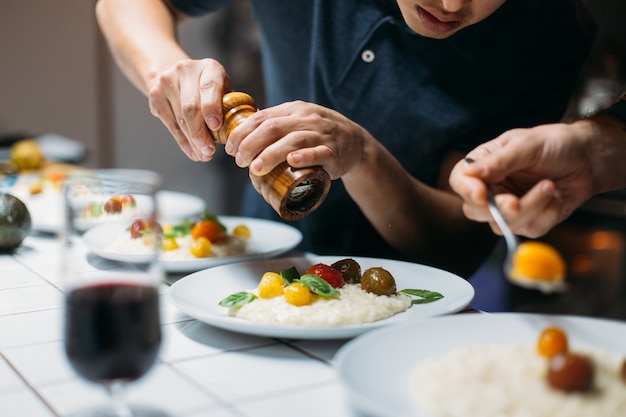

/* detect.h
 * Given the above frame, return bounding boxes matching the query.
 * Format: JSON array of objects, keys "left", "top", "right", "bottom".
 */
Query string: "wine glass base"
[{"left": 66, "top": 404, "right": 171, "bottom": 417}]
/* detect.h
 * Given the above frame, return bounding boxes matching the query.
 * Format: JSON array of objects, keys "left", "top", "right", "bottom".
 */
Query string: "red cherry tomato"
[
  {"left": 130, "top": 218, "right": 161, "bottom": 240},
  {"left": 120, "top": 194, "right": 136, "bottom": 208},
  {"left": 305, "top": 263, "right": 345, "bottom": 288},
  {"left": 130, "top": 219, "right": 147, "bottom": 239},
  {"left": 103, "top": 196, "right": 122, "bottom": 213}
]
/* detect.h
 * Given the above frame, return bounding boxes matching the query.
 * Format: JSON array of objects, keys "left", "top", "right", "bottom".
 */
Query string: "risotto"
[
  {"left": 105, "top": 231, "right": 249, "bottom": 260},
  {"left": 230, "top": 284, "right": 412, "bottom": 326},
  {"left": 411, "top": 344, "right": 626, "bottom": 417}
]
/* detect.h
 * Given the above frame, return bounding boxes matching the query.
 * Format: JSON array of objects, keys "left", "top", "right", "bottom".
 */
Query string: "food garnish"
[
  {"left": 331, "top": 258, "right": 361, "bottom": 284},
  {"left": 305, "top": 263, "right": 345, "bottom": 288},
  {"left": 537, "top": 326, "right": 569, "bottom": 358},
  {"left": 153, "top": 210, "right": 248, "bottom": 258},
  {"left": 536, "top": 326, "right": 595, "bottom": 393},
  {"left": 218, "top": 258, "right": 444, "bottom": 308},
  {"left": 547, "top": 352, "right": 595, "bottom": 393},
  {"left": 400, "top": 289, "right": 444, "bottom": 304}
]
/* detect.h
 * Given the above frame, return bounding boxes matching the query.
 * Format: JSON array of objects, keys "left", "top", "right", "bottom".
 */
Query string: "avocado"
[{"left": 0, "top": 193, "right": 32, "bottom": 251}]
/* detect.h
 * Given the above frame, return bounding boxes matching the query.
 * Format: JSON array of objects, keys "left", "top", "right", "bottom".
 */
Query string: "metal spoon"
[
  {"left": 487, "top": 189, "right": 519, "bottom": 277},
  {"left": 486, "top": 189, "right": 566, "bottom": 293}
]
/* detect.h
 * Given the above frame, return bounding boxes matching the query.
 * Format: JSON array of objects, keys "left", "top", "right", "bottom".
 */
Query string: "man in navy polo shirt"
[{"left": 96, "top": 0, "right": 595, "bottom": 277}]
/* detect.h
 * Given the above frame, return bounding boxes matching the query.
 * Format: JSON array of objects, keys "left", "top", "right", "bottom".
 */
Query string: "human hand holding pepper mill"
[{"left": 209, "top": 92, "right": 331, "bottom": 221}]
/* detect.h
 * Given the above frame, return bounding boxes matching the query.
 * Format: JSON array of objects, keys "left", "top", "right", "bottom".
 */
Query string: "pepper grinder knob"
[{"left": 210, "top": 92, "right": 331, "bottom": 221}]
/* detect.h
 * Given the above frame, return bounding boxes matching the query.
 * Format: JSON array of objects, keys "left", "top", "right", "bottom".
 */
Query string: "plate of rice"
[{"left": 335, "top": 313, "right": 626, "bottom": 417}]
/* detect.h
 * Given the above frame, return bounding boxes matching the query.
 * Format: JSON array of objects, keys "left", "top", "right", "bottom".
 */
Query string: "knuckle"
[
  {"left": 175, "top": 59, "right": 194, "bottom": 72},
  {"left": 181, "top": 101, "right": 200, "bottom": 118},
  {"left": 250, "top": 110, "right": 267, "bottom": 125},
  {"left": 260, "top": 117, "right": 280, "bottom": 134},
  {"left": 198, "top": 78, "right": 218, "bottom": 92},
  {"left": 304, "top": 112, "right": 324, "bottom": 125}
]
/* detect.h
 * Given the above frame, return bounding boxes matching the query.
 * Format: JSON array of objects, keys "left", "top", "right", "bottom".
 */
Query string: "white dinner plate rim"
[
  {"left": 83, "top": 216, "right": 303, "bottom": 273},
  {"left": 167, "top": 255, "right": 475, "bottom": 339},
  {"left": 334, "top": 312, "right": 626, "bottom": 417}
]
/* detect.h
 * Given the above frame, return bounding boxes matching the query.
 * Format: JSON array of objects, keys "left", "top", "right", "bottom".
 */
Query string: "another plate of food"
[
  {"left": 23, "top": 188, "right": 204, "bottom": 233},
  {"left": 335, "top": 313, "right": 626, "bottom": 417},
  {"left": 167, "top": 255, "right": 475, "bottom": 339},
  {"left": 82, "top": 213, "right": 303, "bottom": 273},
  {"left": 1, "top": 169, "right": 207, "bottom": 232}
]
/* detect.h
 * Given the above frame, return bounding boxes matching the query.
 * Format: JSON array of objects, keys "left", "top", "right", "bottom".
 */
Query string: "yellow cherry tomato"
[
  {"left": 258, "top": 272, "right": 285, "bottom": 299},
  {"left": 537, "top": 326, "right": 569, "bottom": 358},
  {"left": 142, "top": 231, "right": 157, "bottom": 247},
  {"left": 284, "top": 282, "right": 312, "bottom": 306},
  {"left": 190, "top": 237, "right": 212, "bottom": 258},
  {"left": 512, "top": 241, "right": 566, "bottom": 282},
  {"left": 233, "top": 224, "right": 251, "bottom": 239},
  {"left": 161, "top": 223, "right": 174, "bottom": 234},
  {"left": 161, "top": 236, "right": 179, "bottom": 251}
]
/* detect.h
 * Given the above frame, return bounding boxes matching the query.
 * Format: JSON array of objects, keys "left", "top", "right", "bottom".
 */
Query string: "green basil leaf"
[
  {"left": 89, "top": 203, "right": 103, "bottom": 217},
  {"left": 298, "top": 274, "right": 341, "bottom": 297},
  {"left": 400, "top": 289, "right": 444, "bottom": 304},
  {"left": 280, "top": 266, "right": 300, "bottom": 284},
  {"left": 218, "top": 291, "right": 257, "bottom": 308},
  {"left": 171, "top": 221, "right": 193, "bottom": 237}
]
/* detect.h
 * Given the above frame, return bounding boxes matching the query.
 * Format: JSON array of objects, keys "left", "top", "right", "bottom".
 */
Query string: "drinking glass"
[{"left": 60, "top": 169, "right": 167, "bottom": 417}]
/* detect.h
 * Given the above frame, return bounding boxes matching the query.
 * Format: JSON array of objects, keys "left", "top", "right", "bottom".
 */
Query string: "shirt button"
[{"left": 361, "top": 49, "right": 375, "bottom": 63}]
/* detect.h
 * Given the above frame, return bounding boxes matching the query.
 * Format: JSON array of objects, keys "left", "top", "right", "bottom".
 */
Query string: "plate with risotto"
[
  {"left": 82, "top": 215, "right": 303, "bottom": 273},
  {"left": 335, "top": 313, "right": 626, "bottom": 417},
  {"left": 167, "top": 255, "right": 475, "bottom": 339}
]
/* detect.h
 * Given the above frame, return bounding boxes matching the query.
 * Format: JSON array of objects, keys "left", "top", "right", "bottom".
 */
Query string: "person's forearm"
[
  {"left": 342, "top": 139, "right": 495, "bottom": 276},
  {"left": 579, "top": 115, "right": 626, "bottom": 195},
  {"left": 95, "top": 0, "right": 189, "bottom": 95}
]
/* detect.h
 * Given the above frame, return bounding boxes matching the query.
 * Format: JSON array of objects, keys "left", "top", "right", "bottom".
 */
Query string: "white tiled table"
[{"left": 0, "top": 234, "right": 360, "bottom": 417}]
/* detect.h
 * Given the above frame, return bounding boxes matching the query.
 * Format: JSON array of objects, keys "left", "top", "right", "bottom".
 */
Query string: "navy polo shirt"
[{"left": 170, "top": 0, "right": 596, "bottom": 261}]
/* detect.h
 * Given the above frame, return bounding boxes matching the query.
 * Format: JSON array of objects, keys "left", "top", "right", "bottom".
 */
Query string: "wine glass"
[{"left": 60, "top": 169, "right": 167, "bottom": 417}]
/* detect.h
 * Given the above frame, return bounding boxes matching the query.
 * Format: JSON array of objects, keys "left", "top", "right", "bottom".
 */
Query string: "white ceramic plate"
[
  {"left": 167, "top": 255, "right": 475, "bottom": 339},
  {"left": 335, "top": 313, "right": 626, "bottom": 417},
  {"left": 83, "top": 216, "right": 303, "bottom": 273},
  {"left": 21, "top": 190, "right": 205, "bottom": 233}
]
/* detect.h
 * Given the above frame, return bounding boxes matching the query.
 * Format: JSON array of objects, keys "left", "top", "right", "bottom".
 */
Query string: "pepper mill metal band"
[{"left": 210, "top": 92, "right": 331, "bottom": 221}]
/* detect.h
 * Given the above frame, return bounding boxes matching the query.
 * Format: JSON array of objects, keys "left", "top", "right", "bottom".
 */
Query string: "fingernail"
[
  {"left": 200, "top": 146, "right": 213, "bottom": 157},
  {"left": 464, "top": 157, "right": 475, "bottom": 164},
  {"left": 235, "top": 153, "right": 244, "bottom": 166},
  {"left": 250, "top": 159, "right": 263, "bottom": 173},
  {"left": 207, "top": 117, "right": 220, "bottom": 130},
  {"left": 289, "top": 152, "right": 303, "bottom": 164},
  {"left": 224, "top": 143, "right": 233, "bottom": 154}
]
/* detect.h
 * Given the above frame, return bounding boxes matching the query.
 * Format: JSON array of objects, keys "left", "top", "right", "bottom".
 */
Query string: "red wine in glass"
[{"left": 64, "top": 282, "right": 161, "bottom": 384}]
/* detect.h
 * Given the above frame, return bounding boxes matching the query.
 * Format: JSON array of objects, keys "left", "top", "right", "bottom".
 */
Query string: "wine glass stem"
[{"left": 107, "top": 381, "right": 134, "bottom": 417}]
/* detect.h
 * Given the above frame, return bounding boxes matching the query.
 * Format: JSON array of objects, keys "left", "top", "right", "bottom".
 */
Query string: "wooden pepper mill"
[{"left": 210, "top": 92, "right": 331, "bottom": 221}]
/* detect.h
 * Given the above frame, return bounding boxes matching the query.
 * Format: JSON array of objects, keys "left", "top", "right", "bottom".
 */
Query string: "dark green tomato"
[
  {"left": 331, "top": 258, "right": 362, "bottom": 284},
  {"left": 361, "top": 267, "right": 396, "bottom": 296}
]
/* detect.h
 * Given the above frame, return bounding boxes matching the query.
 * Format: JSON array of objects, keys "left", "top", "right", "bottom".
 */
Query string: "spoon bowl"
[{"left": 486, "top": 190, "right": 566, "bottom": 293}]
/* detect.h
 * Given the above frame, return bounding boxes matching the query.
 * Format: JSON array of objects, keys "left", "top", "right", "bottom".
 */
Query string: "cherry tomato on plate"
[
  {"left": 305, "top": 263, "right": 345, "bottom": 288},
  {"left": 191, "top": 220, "right": 225, "bottom": 242}
]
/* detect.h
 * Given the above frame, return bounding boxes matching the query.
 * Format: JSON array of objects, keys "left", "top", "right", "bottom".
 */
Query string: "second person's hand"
[
  {"left": 449, "top": 122, "right": 596, "bottom": 238},
  {"left": 222, "top": 100, "right": 371, "bottom": 180}
]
